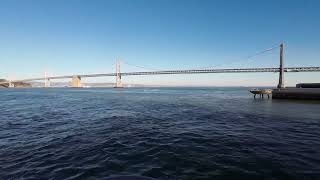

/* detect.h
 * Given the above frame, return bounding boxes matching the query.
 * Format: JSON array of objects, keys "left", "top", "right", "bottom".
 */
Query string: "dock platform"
[
  {"left": 250, "top": 89, "right": 272, "bottom": 98},
  {"left": 272, "top": 88, "right": 320, "bottom": 100}
]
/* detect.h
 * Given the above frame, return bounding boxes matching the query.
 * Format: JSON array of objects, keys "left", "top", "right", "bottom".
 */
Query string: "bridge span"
[
  {"left": 15, "top": 66, "right": 320, "bottom": 81},
  {"left": 2, "top": 43, "right": 320, "bottom": 88},
  {"left": 2, "top": 66, "right": 319, "bottom": 88}
]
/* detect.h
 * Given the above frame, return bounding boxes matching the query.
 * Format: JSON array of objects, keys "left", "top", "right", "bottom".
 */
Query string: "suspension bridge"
[{"left": 1, "top": 43, "right": 320, "bottom": 88}]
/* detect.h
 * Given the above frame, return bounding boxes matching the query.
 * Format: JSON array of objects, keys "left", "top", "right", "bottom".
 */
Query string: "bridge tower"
[
  {"left": 44, "top": 71, "right": 50, "bottom": 88},
  {"left": 277, "top": 43, "right": 285, "bottom": 89},
  {"left": 114, "top": 60, "right": 123, "bottom": 88},
  {"left": 72, "top": 75, "right": 82, "bottom": 88}
]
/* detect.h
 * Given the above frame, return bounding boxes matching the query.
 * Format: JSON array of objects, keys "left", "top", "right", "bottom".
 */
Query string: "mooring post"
[{"left": 277, "top": 43, "right": 285, "bottom": 89}]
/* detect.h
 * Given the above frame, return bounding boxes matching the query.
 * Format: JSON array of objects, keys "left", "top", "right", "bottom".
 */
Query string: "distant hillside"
[
  {"left": 30, "top": 82, "right": 115, "bottom": 87},
  {"left": 29, "top": 82, "right": 146, "bottom": 87},
  {"left": 0, "top": 79, "right": 31, "bottom": 88},
  {"left": 14, "top": 82, "right": 32, "bottom": 88}
]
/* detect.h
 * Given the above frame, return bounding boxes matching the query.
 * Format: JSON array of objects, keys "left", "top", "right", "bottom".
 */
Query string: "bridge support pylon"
[
  {"left": 44, "top": 71, "right": 50, "bottom": 88},
  {"left": 114, "top": 60, "right": 123, "bottom": 88},
  {"left": 277, "top": 43, "right": 285, "bottom": 89},
  {"left": 72, "top": 75, "right": 82, "bottom": 88},
  {"left": 44, "top": 78, "right": 50, "bottom": 88}
]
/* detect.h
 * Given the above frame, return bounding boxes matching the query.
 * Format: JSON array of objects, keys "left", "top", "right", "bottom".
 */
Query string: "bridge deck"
[{"left": 5, "top": 66, "right": 320, "bottom": 82}]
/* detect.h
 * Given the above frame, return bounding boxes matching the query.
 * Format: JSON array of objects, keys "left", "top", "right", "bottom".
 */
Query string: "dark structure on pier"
[{"left": 272, "top": 88, "right": 320, "bottom": 100}]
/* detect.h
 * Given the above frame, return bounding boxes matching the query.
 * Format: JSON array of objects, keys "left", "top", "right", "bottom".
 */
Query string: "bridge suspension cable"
[
  {"left": 122, "top": 61, "right": 162, "bottom": 71},
  {"left": 244, "top": 45, "right": 279, "bottom": 60},
  {"left": 112, "top": 44, "right": 280, "bottom": 73},
  {"left": 197, "top": 44, "right": 280, "bottom": 70}
]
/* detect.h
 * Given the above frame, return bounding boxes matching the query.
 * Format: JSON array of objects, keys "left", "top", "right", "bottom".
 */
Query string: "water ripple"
[{"left": 0, "top": 88, "right": 320, "bottom": 179}]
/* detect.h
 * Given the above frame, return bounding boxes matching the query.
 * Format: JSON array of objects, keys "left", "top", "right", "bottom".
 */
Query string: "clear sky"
[{"left": 1, "top": 0, "right": 319, "bottom": 86}]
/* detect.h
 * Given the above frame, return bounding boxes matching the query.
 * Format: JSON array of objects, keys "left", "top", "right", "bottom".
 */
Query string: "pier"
[
  {"left": 272, "top": 88, "right": 320, "bottom": 100},
  {"left": 250, "top": 89, "right": 272, "bottom": 99}
]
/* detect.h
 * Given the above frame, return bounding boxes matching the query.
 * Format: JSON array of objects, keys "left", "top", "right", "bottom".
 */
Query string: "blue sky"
[{"left": 1, "top": 0, "right": 319, "bottom": 86}]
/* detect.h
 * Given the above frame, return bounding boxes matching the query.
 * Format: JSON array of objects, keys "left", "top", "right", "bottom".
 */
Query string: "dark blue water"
[{"left": 1, "top": 87, "right": 320, "bottom": 179}]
